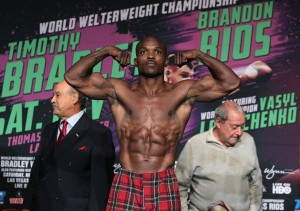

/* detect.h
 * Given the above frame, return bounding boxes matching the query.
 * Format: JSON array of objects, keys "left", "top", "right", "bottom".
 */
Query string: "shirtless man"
[{"left": 64, "top": 36, "right": 241, "bottom": 210}]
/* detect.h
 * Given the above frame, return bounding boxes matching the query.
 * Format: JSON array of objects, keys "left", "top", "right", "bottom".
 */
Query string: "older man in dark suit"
[{"left": 22, "top": 80, "right": 115, "bottom": 211}]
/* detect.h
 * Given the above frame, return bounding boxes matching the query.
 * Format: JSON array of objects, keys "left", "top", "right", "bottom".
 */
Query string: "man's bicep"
[
  {"left": 189, "top": 77, "right": 226, "bottom": 102},
  {"left": 79, "top": 74, "right": 116, "bottom": 99}
]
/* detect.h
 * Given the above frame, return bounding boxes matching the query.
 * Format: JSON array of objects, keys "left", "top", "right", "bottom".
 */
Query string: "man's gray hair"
[
  {"left": 68, "top": 86, "right": 87, "bottom": 110},
  {"left": 215, "top": 101, "right": 244, "bottom": 122}
]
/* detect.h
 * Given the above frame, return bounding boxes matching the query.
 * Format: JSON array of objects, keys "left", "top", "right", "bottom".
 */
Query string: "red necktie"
[{"left": 57, "top": 120, "right": 67, "bottom": 144}]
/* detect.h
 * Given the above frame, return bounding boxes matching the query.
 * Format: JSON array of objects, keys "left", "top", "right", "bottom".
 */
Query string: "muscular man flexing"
[{"left": 64, "top": 36, "right": 240, "bottom": 210}]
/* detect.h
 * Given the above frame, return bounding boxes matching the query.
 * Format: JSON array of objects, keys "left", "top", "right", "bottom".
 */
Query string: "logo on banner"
[
  {"left": 272, "top": 183, "right": 292, "bottom": 194},
  {"left": 9, "top": 190, "right": 24, "bottom": 204},
  {"left": 263, "top": 185, "right": 267, "bottom": 192},
  {"left": 262, "top": 199, "right": 284, "bottom": 211},
  {"left": 0, "top": 191, "right": 7, "bottom": 204},
  {"left": 295, "top": 199, "right": 300, "bottom": 211},
  {"left": 264, "top": 165, "right": 293, "bottom": 180},
  {"left": 9, "top": 197, "right": 23, "bottom": 204}
]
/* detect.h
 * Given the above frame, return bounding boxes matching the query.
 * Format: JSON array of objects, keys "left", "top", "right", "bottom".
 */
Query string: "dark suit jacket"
[{"left": 23, "top": 113, "right": 115, "bottom": 211}]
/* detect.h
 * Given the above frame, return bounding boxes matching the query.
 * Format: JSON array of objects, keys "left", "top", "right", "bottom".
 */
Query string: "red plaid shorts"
[{"left": 106, "top": 168, "right": 181, "bottom": 211}]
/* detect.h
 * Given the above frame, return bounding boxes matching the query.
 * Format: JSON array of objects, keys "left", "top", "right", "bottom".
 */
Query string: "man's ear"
[
  {"left": 72, "top": 92, "right": 79, "bottom": 104},
  {"left": 215, "top": 117, "right": 222, "bottom": 128},
  {"left": 134, "top": 58, "right": 137, "bottom": 65}
]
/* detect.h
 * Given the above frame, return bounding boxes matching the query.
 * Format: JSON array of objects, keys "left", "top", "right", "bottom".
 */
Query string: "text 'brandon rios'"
[{"left": 197, "top": 1, "right": 273, "bottom": 62}]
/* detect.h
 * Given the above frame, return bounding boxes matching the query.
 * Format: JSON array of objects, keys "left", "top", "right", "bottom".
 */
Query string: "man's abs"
[
  {"left": 119, "top": 148, "right": 177, "bottom": 173},
  {"left": 118, "top": 124, "right": 181, "bottom": 172}
]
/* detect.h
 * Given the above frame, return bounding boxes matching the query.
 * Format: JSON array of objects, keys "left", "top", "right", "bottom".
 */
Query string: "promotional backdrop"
[{"left": 1, "top": 0, "right": 299, "bottom": 210}]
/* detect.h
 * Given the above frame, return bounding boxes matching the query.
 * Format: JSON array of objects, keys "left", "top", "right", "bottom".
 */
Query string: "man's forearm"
[
  {"left": 249, "top": 178, "right": 263, "bottom": 211},
  {"left": 179, "top": 189, "right": 189, "bottom": 211},
  {"left": 64, "top": 47, "right": 111, "bottom": 85}
]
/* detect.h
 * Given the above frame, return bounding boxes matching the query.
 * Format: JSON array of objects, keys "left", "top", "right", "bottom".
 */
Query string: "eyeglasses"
[{"left": 208, "top": 200, "right": 231, "bottom": 211}]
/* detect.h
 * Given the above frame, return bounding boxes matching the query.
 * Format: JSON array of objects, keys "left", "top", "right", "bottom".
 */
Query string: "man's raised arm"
[
  {"left": 64, "top": 46, "right": 130, "bottom": 99},
  {"left": 174, "top": 50, "right": 241, "bottom": 102}
]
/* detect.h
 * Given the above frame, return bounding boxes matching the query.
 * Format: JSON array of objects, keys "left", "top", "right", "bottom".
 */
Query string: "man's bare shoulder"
[
  {"left": 108, "top": 78, "right": 141, "bottom": 97},
  {"left": 170, "top": 79, "right": 197, "bottom": 90},
  {"left": 108, "top": 78, "right": 131, "bottom": 88}
]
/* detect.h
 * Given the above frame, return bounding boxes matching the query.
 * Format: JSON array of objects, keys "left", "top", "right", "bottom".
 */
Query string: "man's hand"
[
  {"left": 173, "top": 50, "right": 197, "bottom": 67},
  {"left": 108, "top": 46, "right": 130, "bottom": 67}
]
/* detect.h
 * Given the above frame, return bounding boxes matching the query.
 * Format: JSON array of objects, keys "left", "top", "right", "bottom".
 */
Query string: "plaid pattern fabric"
[{"left": 106, "top": 168, "right": 181, "bottom": 211}]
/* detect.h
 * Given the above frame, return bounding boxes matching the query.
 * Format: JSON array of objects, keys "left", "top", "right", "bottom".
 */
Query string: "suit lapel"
[{"left": 53, "top": 114, "right": 91, "bottom": 159}]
